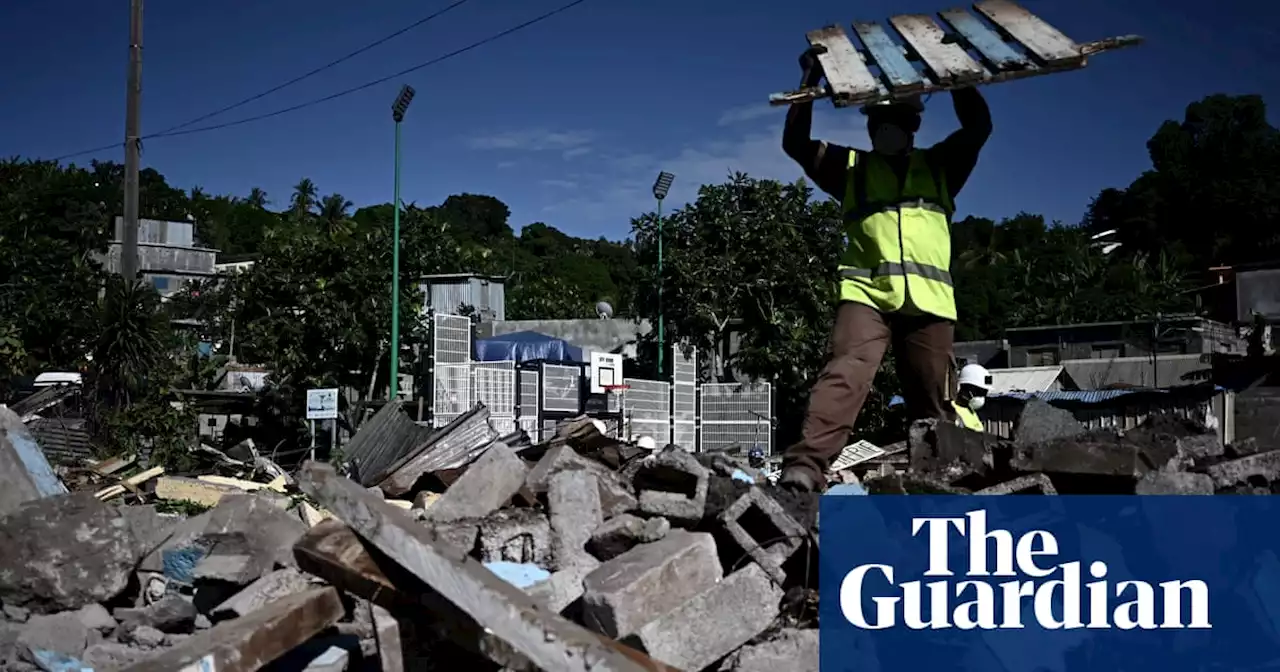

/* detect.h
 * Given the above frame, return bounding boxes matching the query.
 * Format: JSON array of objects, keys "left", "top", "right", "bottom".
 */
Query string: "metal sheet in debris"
[
  {"left": 829, "top": 439, "right": 888, "bottom": 472},
  {"left": 343, "top": 402, "right": 437, "bottom": 486},
  {"left": 807, "top": 25, "right": 883, "bottom": 106},
  {"left": 889, "top": 14, "right": 985, "bottom": 84},
  {"left": 974, "top": 0, "right": 1081, "bottom": 65},
  {"left": 938, "top": 8, "right": 1030, "bottom": 71}
]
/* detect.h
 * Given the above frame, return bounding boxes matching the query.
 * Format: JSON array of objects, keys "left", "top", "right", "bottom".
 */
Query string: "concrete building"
[
  {"left": 1004, "top": 315, "right": 1244, "bottom": 368},
  {"left": 102, "top": 217, "right": 218, "bottom": 296}
]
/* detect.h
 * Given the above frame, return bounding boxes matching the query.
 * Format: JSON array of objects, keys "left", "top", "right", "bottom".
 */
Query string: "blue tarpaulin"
[{"left": 474, "top": 331, "right": 585, "bottom": 363}]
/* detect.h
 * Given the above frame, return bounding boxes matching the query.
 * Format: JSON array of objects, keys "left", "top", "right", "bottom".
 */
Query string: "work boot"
[{"left": 778, "top": 467, "right": 817, "bottom": 493}]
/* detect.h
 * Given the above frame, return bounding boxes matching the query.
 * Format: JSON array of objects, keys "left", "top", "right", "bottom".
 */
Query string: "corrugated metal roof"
[
  {"left": 988, "top": 366, "right": 1068, "bottom": 394},
  {"left": 1060, "top": 354, "right": 1210, "bottom": 389},
  {"left": 993, "top": 385, "right": 1226, "bottom": 403}
]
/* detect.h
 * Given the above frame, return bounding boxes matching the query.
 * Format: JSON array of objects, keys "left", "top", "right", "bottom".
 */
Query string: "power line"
[
  {"left": 49, "top": 0, "right": 589, "bottom": 163},
  {"left": 155, "top": 0, "right": 475, "bottom": 135}
]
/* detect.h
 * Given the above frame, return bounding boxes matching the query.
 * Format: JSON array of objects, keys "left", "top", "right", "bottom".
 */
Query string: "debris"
[
  {"left": 426, "top": 442, "right": 527, "bottom": 523},
  {"left": 1206, "top": 451, "right": 1280, "bottom": 489},
  {"left": 477, "top": 508, "right": 552, "bottom": 565},
  {"left": 0, "top": 406, "right": 67, "bottom": 516},
  {"left": 548, "top": 469, "right": 604, "bottom": 569},
  {"left": 94, "top": 466, "right": 165, "bottom": 501},
  {"left": 528, "top": 445, "right": 637, "bottom": 518},
  {"left": 374, "top": 405, "right": 501, "bottom": 496},
  {"left": 17, "top": 612, "right": 90, "bottom": 662},
  {"left": 628, "top": 448, "right": 710, "bottom": 525},
  {"left": 1135, "top": 472, "right": 1216, "bottom": 495},
  {"left": 210, "top": 568, "right": 314, "bottom": 622},
  {"left": 117, "top": 587, "right": 343, "bottom": 672},
  {"left": 581, "top": 530, "right": 722, "bottom": 639},
  {"left": 304, "top": 645, "right": 351, "bottom": 672},
  {"left": 719, "top": 628, "right": 818, "bottom": 672},
  {"left": 975, "top": 473, "right": 1057, "bottom": 495},
  {"left": 0, "top": 493, "right": 144, "bottom": 613},
  {"left": 719, "top": 487, "right": 806, "bottom": 584},
  {"left": 588, "top": 514, "right": 670, "bottom": 561},
  {"left": 1011, "top": 399, "right": 1088, "bottom": 447},
  {"left": 627, "top": 563, "right": 784, "bottom": 671},
  {"left": 114, "top": 595, "right": 197, "bottom": 634}
]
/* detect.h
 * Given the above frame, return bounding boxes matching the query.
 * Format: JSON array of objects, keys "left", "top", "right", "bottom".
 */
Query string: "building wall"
[
  {"left": 1235, "top": 387, "right": 1280, "bottom": 452},
  {"left": 1007, "top": 318, "right": 1246, "bottom": 368},
  {"left": 980, "top": 390, "right": 1233, "bottom": 444},
  {"left": 421, "top": 276, "right": 506, "bottom": 321},
  {"left": 102, "top": 217, "right": 219, "bottom": 297}
]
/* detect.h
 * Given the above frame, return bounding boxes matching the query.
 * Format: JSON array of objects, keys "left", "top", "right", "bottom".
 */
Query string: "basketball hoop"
[{"left": 602, "top": 384, "right": 630, "bottom": 395}]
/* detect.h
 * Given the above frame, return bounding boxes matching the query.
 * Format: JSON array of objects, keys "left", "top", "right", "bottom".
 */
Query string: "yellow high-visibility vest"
[
  {"left": 953, "top": 401, "right": 984, "bottom": 432},
  {"left": 839, "top": 150, "right": 956, "bottom": 321}
]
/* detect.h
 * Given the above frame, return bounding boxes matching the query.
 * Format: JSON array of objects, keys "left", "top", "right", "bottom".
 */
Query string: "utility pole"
[
  {"left": 121, "top": 0, "right": 143, "bottom": 283},
  {"left": 389, "top": 85, "right": 415, "bottom": 401}
]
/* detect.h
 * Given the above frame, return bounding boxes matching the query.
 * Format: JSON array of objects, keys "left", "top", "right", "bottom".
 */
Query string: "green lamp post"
[
  {"left": 652, "top": 171, "right": 675, "bottom": 376},
  {"left": 389, "top": 84, "right": 415, "bottom": 401}
]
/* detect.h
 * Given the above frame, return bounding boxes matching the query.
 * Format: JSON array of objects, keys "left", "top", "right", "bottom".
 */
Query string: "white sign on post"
[
  {"left": 306, "top": 388, "right": 339, "bottom": 420},
  {"left": 588, "top": 351, "right": 623, "bottom": 394}
]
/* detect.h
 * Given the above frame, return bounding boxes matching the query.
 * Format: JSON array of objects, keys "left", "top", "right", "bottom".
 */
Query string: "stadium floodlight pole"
[
  {"left": 389, "top": 84, "right": 415, "bottom": 402},
  {"left": 652, "top": 171, "right": 675, "bottom": 376}
]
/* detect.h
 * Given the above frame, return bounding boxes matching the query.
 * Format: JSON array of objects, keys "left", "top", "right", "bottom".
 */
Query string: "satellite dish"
[{"left": 596, "top": 301, "right": 614, "bottom": 319}]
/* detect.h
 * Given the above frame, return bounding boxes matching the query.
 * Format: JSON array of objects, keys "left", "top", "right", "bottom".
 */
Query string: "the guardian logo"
[{"left": 840, "top": 509, "right": 1212, "bottom": 631}]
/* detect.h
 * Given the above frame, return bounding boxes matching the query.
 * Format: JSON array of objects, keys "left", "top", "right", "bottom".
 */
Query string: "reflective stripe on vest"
[
  {"left": 953, "top": 402, "right": 984, "bottom": 431},
  {"left": 838, "top": 149, "right": 957, "bottom": 321}
]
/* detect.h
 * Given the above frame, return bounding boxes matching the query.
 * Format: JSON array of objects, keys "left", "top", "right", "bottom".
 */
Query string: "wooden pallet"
[{"left": 770, "top": 0, "right": 1142, "bottom": 108}]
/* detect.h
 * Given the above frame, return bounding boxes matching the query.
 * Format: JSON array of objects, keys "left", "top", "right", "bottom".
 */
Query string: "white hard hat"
[
  {"left": 861, "top": 94, "right": 924, "bottom": 116},
  {"left": 958, "top": 364, "right": 993, "bottom": 392},
  {"left": 636, "top": 436, "right": 657, "bottom": 450}
]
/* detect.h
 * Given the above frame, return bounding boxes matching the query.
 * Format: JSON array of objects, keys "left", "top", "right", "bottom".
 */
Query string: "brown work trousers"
[{"left": 784, "top": 301, "right": 956, "bottom": 484}]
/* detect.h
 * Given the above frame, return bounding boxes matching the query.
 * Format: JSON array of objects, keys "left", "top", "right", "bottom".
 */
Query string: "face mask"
[
  {"left": 967, "top": 396, "right": 986, "bottom": 411},
  {"left": 871, "top": 124, "right": 911, "bottom": 155}
]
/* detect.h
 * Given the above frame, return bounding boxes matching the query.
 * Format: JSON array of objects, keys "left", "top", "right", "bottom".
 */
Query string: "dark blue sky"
[{"left": 2, "top": 0, "right": 1277, "bottom": 240}]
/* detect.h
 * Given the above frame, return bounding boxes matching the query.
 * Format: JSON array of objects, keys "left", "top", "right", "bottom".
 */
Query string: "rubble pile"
[
  {"left": 860, "top": 399, "right": 1269, "bottom": 496},
  {"left": 0, "top": 399, "right": 1267, "bottom": 671},
  {"left": 0, "top": 412, "right": 819, "bottom": 672}
]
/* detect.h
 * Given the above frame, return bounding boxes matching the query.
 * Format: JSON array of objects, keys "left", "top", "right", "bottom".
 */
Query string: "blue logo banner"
[{"left": 819, "top": 495, "right": 1280, "bottom": 672}]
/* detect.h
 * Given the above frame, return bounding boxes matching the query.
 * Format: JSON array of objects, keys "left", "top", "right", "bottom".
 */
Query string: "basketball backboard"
[{"left": 588, "top": 351, "right": 623, "bottom": 394}]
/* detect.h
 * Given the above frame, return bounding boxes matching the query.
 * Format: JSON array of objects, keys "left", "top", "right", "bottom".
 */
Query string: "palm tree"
[
  {"left": 246, "top": 187, "right": 269, "bottom": 209},
  {"left": 318, "top": 193, "right": 354, "bottom": 235},
  {"left": 290, "top": 178, "right": 318, "bottom": 221}
]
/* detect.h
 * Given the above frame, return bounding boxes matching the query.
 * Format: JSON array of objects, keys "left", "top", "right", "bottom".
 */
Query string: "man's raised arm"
[
  {"left": 931, "top": 87, "right": 992, "bottom": 199},
  {"left": 782, "top": 51, "right": 851, "bottom": 199}
]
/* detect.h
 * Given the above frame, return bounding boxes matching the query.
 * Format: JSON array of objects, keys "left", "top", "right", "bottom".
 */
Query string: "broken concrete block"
[
  {"left": 82, "top": 642, "right": 149, "bottom": 670},
  {"left": 1012, "top": 399, "right": 1087, "bottom": 447},
  {"left": 3, "top": 605, "right": 29, "bottom": 623},
  {"left": 17, "top": 612, "right": 89, "bottom": 661},
  {"left": 371, "top": 604, "right": 404, "bottom": 672},
  {"left": 0, "top": 406, "right": 67, "bottom": 517},
  {"left": 117, "top": 504, "right": 181, "bottom": 559},
  {"left": 412, "top": 491, "right": 440, "bottom": 510},
  {"left": 548, "top": 469, "right": 603, "bottom": 569},
  {"left": 124, "top": 624, "right": 167, "bottom": 649},
  {"left": 305, "top": 645, "right": 351, "bottom": 671},
  {"left": 526, "top": 560, "right": 599, "bottom": 614},
  {"left": 628, "top": 563, "right": 783, "bottom": 671},
  {"left": 1176, "top": 433, "right": 1225, "bottom": 461},
  {"left": 720, "top": 628, "right": 818, "bottom": 672},
  {"left": 976, "top": 473, "right": 1058, "bottom": 495},
  {"left": 0, "top": 492, "right": 143, "bottom": 613},
  {"left": 1011, "top": 429, "right": 1149, "bottom": 478},
  {"left": 114, "top": 594, "right": 197, "bottom": 634},
  {"left": 139, "top": 493, "right": 307, "bottom": 585},
  {"left": 909, "top": 420, "right": 994, "bottom": 481},
  {"left": 720, "top": 487, "right": 806, "bottom": 584},
  {"left": 477, "top": 508, "right": 551, "bottom": 565},
  {"left": 526, "top": 445, "right": 637, "bottom": 518},
  {"left": 1229, "top": 437, "right": 1262, "bottom": 458},
  {"left": 629, "top": 449, "right": 710, "bottom": 524},
  {"left": 211, "top": 567, "right": 314, "bottom": 622},
  {"left": 424, "top": 520, "right": 480, "bottom": 558},
  {"left": 192, "top": 531, "right": 277, "bottom": 584},
  {"left": 1206, "top": 450, "right": 1280, "bottom": 489},
  {"left": 581, "top": 530, "right": 722, "bottom": 638},
  {"left": 428, "top": 443, "right": 527, "bottom": 523},
  {"left": 74, "top": 604, "right": 115, "bottom": 634},
  {"left": 1135, "top": 472, "right": 1215, "bottom": 495},
  {"left": 587, "top": 514, "right": 669, "bottom": 561}
]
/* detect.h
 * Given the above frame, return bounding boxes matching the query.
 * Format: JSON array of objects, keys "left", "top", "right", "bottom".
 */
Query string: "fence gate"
[
  {"left": 623, "top": 378, "right": 671, "bottom": 446},
  {"left": 699, "top": 382, "right": 773, "bottom": 454},
  {"left": 518, "top": 370, "right": 540, "bottom": 440},
  {"left": 432, "top": 364, "right": 471, "bottom": 427},
  {"left": 541, "top": 364, "right": 581, "bottom": 414},
  {"left": 671, "top": 345, "right": 697, "bottom": 451},
  {"left": 472, "top": 361, "right": 516, "bottom": 435}
]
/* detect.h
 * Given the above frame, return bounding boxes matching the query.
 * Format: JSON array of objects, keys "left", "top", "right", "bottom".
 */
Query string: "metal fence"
[
  {"left": 699, "top": 382, "right": 773, "bottom": 454},
  {"left": 622, "top": 378, "right": 671, "bottom": 446},
  {"left": 518, "top": 370, "right": 540, "bottom": 440},
  {"left": 432, "top": 313, "right": 472, "bottom": 364},
  {"left": 541, "top": 364, "right": 581, "bottom": 413},
  {"left": 472, "top": 360, "right": 517, "bottom": 435},
  {"left": 671, "top": 345, "right": 697, "bottom": 450},
  {"left": 432, "top": 363, "right": 471, "bottom": 427}
]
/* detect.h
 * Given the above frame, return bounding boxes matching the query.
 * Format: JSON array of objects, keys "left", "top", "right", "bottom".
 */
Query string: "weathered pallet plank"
[
  {"left": 938, "top": 7, "right": 1030, "bottom": 71},
  {"left": 974, "top": 0, "right": 1080, "bottom": 65},
  {"left": 806, "top": 25, "right": 884, "bottom": 106},
  {"left": 889, "top": 14, "right": 986, "bottom": 84},
  {"left": 853, "top": 21, "right": 924, "bottom": 91}
]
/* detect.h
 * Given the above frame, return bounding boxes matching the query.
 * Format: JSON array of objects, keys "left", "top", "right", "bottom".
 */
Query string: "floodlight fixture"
[
  {"left": 653, "top": 171, "right": 675, "bottom": 201},
  {"left": 392, "top": 85, "right": 416, "bottom": 123}
]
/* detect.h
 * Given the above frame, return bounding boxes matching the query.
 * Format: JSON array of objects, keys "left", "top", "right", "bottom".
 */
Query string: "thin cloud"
[
  {"left": 717, "top": 102, "right": 783, "bottom": 126},
  {"left": 468, "top": 129, "right": 595, "bottom": 152},
  {"left": 540, "top": 179, "right": 579, "bottom": 189}
]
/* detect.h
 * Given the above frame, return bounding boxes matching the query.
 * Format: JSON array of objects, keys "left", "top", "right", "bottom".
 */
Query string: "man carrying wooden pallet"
[{"left": 778, "top": 49, "right": 992, "bottom": 493}]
